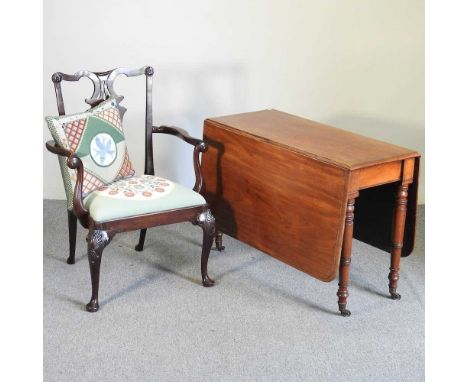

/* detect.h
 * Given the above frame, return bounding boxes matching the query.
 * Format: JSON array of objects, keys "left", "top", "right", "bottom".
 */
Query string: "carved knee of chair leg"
[
  {"left": 86, "top": 229, "right": 113, "bottom": 312},
  {"left": 197, "top": 210, "right": 216, "bottom": 234},
  {"left": 196, "top": 210, "right": 216, "bottom": 287}
]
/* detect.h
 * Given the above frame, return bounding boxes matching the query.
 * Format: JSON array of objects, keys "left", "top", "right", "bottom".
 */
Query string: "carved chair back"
[{"left": 51, "top": 66, "right": 156, "bottom": 175}]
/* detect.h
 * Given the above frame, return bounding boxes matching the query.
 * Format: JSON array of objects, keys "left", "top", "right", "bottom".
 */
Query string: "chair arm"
[
  {"left": 45, "top": 140, "right": 72, "bottom": 157},
  {"left": 152, "top": 125, "right": 206, "bottom": 147},
  {"left": 45, "top": 140, "right": 89, "bottom": 226},
  {"left": 152, "top": 126, "right": 208, "bottom": 193}
]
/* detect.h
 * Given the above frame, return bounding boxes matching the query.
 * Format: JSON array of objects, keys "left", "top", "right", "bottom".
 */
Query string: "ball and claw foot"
[
  {"left": 134, "top": 243, "right": 144, "bottom": 252},
  {"left": 86, "top": 299, "right": 99, "bottom": 313},
  {"left": 202, "top": 276, "right": 215, "bottom": 287},
  {"left": 67, "top": 257, "right": 75, "bottom": 265}
]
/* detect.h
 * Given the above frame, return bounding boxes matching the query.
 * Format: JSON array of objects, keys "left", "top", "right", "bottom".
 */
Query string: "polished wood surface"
[
  {"left": 202, "top": 110, "right": 420, "bottom": 314},
  {"left": 388, "top": 184, "right": 409, "bottom": 300},
  {"left": 353, "top": 157, "right": 419, "bottom": 257},
  {"left": 208, "top": 110, "right": 419, "bottom": 169},
  {"left": 337, "top": 199, "right": 355, "bottom": 317},
  {"left": 202, "top": 121, "right": 349, "bottom": 281}
]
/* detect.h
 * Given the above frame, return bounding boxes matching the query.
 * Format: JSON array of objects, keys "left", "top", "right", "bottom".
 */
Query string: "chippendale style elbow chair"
[{"left": 45, "top": 66, "right": 224, "bottom": 312}]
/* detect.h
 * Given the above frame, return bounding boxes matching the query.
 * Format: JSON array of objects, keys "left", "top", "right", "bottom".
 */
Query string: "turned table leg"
[
  {"left": 388, "top": 184, "right": 409, "bottom": 300},
  {"left": 337, "top": 198, "right": 355, "bottom": 317}
]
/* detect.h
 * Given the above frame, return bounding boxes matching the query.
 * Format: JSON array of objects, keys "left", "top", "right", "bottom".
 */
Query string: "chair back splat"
[{"left": 51, "top": 66, "right": 155, "bottom": 175}]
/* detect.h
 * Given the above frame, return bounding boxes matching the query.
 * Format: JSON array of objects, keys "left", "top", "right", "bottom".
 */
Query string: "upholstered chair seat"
[{"left": 84, "top": 175, "right": 206, "bottom": 222}]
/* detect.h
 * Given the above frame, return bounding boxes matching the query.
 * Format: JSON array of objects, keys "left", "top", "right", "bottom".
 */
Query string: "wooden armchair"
[{"left": 45, "top": 66, "right": 224, "bottom": 312}]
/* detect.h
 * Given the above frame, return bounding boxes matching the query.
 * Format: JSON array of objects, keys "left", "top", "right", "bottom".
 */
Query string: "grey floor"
[{"left": 44, "top": 200, "right": 424, "bottom": 382}]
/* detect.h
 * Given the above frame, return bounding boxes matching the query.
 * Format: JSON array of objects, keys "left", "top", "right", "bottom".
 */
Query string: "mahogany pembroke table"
[{"left": 201, "top": 110, "right": 420, "bottom": 316}]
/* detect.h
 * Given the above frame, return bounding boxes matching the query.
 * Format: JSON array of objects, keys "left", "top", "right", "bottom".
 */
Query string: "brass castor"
[
  {"left": 389, "top": 287, "right": 401, "bottom": 300},
  {"left": 340, "top": 309, "right": 351, "bottom": 317}
]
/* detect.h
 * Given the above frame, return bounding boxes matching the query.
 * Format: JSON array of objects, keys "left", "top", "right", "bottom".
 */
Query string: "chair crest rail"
[{"left": 52, "top": 66, "right": 152, "bottom": 113}]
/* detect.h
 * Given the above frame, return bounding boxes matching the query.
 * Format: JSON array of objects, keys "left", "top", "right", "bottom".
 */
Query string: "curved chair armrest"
[
  {"left": 152, "top": 126, "right": 208, "bottom": 193},
  {"left": 45, "top": 140, "right": 72, "bottom": 157},
  {"left": 152, "top": 125, "right": 205, "bottom": 146},
  {"left": 45, "top": 140, "right": 89, "bottom": 226}
]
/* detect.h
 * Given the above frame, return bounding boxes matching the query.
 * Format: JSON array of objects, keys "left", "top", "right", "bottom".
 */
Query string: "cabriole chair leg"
[
  {"left": 86, "top": 229, "right": 113, "bottom": 312},
  {"left": 196, "top": 210, "right": 216, "bottom": 287}
]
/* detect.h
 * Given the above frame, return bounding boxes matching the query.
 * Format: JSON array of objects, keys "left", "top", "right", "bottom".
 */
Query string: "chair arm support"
[
  {"left": 45, "top": 140, "right": 89, "bottom": 226},
  {"left": 152, "top": 126, "right": 208, "bottom": 193}
]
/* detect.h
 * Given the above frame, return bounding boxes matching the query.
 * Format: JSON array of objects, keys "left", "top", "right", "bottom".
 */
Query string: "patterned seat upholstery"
[{"left": 83, "top": 175, "right": 206, "bottom": 222}]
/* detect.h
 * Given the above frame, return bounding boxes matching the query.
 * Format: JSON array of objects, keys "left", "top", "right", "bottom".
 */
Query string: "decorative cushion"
[
  {"left": 83, "top": 175, "right": 206, "bottom": 222},
  {"left": 45, "top": 98, "right": 135, "bottom": 209}
]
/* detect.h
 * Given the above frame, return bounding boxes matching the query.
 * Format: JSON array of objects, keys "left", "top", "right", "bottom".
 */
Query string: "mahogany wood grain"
[
  {"left": 353, "top": 157, "right": 419, "bottom": 257},
  {"left": 202, "top": 109, "right": 420, "bottom": 315},
  {"left": 92, "top": 206, "right": 205, "bottom": 233},
  {"left": 402, "top": 158, "right": 416, "bottom": 184},
  {"left": 337, "top": 199, "right": 355, "bottom": 316},
  {"left": 388, "top": 184, "right": 409, "bottom": 300},
  {"left": 202, "top": 120, "right": 349, "bottom": 282},
  {"left": 208, "top": 110, "right": 419, "bottom": 170},
  {"left": 349, "top": 161, "right": 402, "bottom": 192}
]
